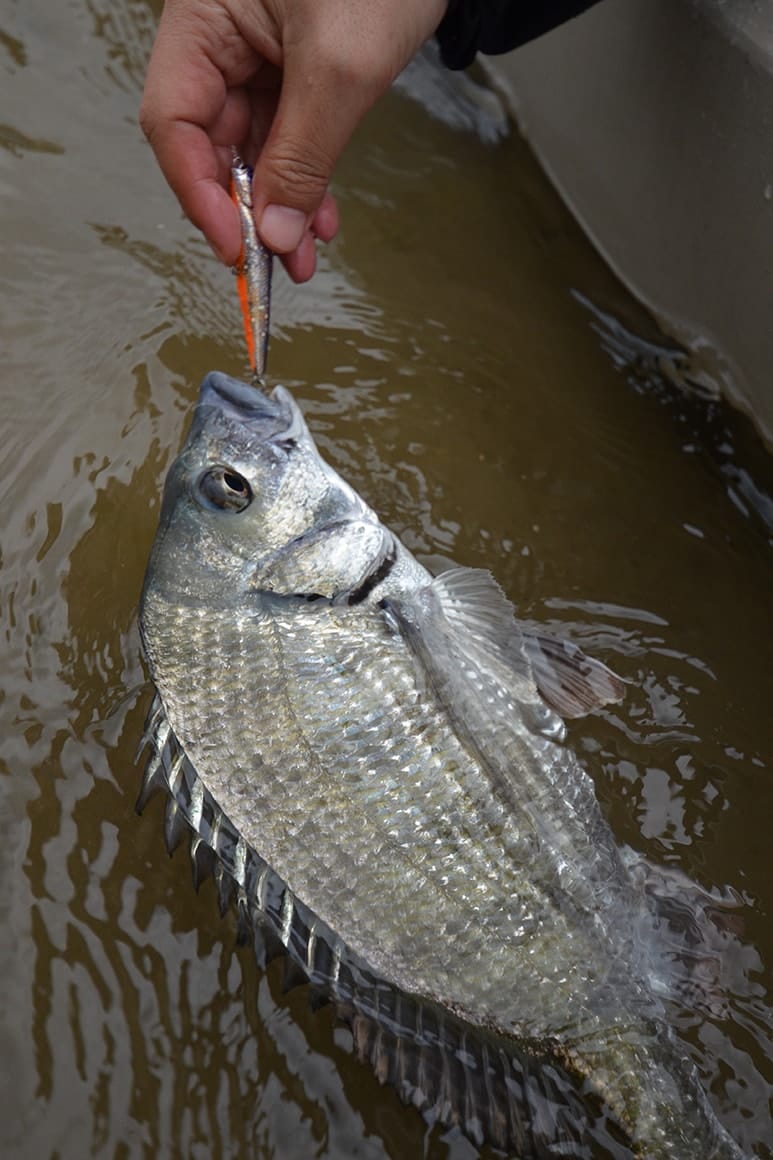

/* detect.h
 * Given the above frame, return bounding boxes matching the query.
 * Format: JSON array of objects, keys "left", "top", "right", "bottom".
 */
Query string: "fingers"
[
  {"left": 140, "top": 0, "right": 446, "bottom": 279},
  {"left": 250, "top": 7, "right": 400, "bottom": 255},
  {"left": 149, "top": 123, "right": 242, "bottom": 263},
  {"left": 140, "top": 2, "right": 254, "bottom": 263},
  {"left": 275, "top": 193, "right": 339, "bottom": 283},
  {"left": 312, "top": 192, "right": 339, "bottom": 244},
  {"left": 250, "top": 0, "right": 446, "bottom": 273},
  {"left": 282, "top": 231, "right": 318, "bottom": 283}
]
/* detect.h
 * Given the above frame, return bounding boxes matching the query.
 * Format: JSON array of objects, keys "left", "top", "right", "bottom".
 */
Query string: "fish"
[
  {"left": 137, "top": 371, "right": 747, "bottom": 1159},
  {"left": 230, "top": 153, "right": 272, "bottom": 381}
]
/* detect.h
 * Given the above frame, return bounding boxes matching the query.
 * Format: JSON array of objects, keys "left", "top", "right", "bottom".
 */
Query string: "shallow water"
[{"left": 1, "top": 1, "right": 771, "bottom": 1157}]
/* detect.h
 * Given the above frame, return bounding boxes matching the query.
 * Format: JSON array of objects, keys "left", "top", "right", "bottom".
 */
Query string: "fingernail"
[{"left": 259, "top": 205, "right": 307, "bottom": 253}]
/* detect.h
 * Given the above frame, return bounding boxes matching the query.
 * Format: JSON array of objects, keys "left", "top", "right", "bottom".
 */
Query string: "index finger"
[{"left": 140, "top": 24, "right": 246, "bottom": 261}]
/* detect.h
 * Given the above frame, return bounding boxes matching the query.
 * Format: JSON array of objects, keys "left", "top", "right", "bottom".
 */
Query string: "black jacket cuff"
[{"left": 436, "top": 1, "right": 601, "bottom": 71}]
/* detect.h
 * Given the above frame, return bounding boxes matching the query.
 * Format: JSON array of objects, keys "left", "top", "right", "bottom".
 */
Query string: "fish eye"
[{"left": 196, "top": 465, "right": 252, "bottom": 512}]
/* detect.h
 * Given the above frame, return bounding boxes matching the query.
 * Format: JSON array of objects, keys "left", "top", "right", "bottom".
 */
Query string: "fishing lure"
[{"left": 230, "top": 152, "right": 272, "bottom": 382}]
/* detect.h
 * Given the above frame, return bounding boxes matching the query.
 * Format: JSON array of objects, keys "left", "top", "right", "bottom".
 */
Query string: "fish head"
[{"left": 144, "top": 371, "right": 387, "bottom": 604}]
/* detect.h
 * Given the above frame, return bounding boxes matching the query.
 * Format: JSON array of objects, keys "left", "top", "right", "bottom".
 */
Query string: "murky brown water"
[{"left": 1, "top": 2, "right": 771, "bottom": 1157}]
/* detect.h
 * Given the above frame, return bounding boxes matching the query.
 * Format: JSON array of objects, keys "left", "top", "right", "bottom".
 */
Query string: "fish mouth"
[{"left": 199, "top": 371, "right": 283, "bottom": 422}]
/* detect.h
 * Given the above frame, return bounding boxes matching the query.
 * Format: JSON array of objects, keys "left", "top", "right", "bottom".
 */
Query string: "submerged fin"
[
  {"left": 262, "top": 916, "right": 286, "bottom": 966},
  {"left": 308, "top": 986, "right": 331, "bottom": 1013},
  {"left": 623, "top": 849, "right": 749, "bottom": 1020},
  {"left": 235, "top": 889, "right": 251, "bottom": 947},
  {"left": 135, "top": 694, "right": 169, "bottom": 813},
  {"left": 163, "top": 796, "right": 188, "bottom": 855},
  {"left": 282, "top": 956, "right": 309, "bottom": 994},
  {"left": 190, "top": 833, "right": 215, "bottom": 891},
  {"left": 522, "top": 631, "right": 626, "bottom": 718},
  {"left": 252, "top": 921, "right": 267, "bottom": 970},
  {"left": 135, "top": 746, "right": 167, "bottom": 814},
  {"left": 214, "top": 860, "right": 234, "bottom": 916},
  {"left": 343, "top": 992, "right": 598, "bottom": 1157}
]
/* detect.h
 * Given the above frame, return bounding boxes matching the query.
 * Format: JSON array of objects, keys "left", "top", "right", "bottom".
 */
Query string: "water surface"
[{"left": 0, "top": 2, "right": 771, "bottom": 1157}]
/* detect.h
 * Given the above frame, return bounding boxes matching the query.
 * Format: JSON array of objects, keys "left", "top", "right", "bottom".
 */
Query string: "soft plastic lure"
[{"left": 230, "top": 152, "right": 272, "bottom": 382}]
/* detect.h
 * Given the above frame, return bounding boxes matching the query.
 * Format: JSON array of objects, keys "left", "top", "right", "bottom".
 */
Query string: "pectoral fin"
[
  {"left": 521, "top": 632, "right": 626, "bottom": 719},
  {"left": 387, "top": 566, "right": 624, "bottom": 724}
]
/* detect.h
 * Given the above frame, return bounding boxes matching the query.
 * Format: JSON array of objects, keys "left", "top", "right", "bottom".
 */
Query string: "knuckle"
[
  {"left": 263, "top": 139, "right": 331, "bottom": 205},
  {"left": 315, "top": 33, "right": 392, "bottom": 96}
]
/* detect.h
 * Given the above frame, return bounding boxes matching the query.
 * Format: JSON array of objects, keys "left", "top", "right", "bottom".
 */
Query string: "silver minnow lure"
[
  {"left": 230, "top": 151, "right": 272, "bottom": 382},
  {"left": 137, "top": 371, "right": 748, "bottom": 1160}
]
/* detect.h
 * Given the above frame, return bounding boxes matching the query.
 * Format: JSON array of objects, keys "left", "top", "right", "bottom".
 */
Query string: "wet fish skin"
[
  {"left": 139, "top": 371, "right": 746, "bottom": 1159},
  {"left": 136, "top": 692, "right": 588, "bottom": 1156}
]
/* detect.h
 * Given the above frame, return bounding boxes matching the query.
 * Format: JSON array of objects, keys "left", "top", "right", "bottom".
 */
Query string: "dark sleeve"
[{"left": 436, "top": 1, "right": 602, "bottom": 70}]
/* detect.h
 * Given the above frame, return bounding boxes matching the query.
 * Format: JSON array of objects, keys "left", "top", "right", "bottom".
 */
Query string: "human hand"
[{"left": 140, "top": 0, "right": 447, "bottom": 282}]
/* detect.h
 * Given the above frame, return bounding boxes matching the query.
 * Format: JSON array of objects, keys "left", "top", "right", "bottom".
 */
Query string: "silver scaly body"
[{"left": 138, "top": 372, "right": 746, "bottom": 1159}]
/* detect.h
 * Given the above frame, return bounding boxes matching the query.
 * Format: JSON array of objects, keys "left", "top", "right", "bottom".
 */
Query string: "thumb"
[{"left": 250, "top": 30, "right": 393, "bottom": 252}]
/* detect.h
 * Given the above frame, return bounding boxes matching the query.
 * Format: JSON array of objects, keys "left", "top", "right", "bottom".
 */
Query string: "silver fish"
[{"left": 138, "top": 371, "right": 746, "bottom": 1159}]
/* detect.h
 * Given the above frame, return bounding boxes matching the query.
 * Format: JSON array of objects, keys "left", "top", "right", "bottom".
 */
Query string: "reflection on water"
[
  {"left": 0, "top": 0, "right": 771, "bottom": 1157},
  {"left": 575, "top": 291, "right": 773, "bottom": 541}
]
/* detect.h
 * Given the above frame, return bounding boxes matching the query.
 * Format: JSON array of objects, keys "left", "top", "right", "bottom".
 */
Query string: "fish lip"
[{"left": 199, "top": 371, "right": 283, "bottom": 422}]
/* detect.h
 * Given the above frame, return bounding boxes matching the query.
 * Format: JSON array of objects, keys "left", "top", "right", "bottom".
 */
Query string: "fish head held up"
[{"left": 144, "top": 371, "right": 395, "bottom": 605}]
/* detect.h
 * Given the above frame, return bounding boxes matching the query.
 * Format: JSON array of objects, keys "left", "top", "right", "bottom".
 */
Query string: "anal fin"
[
  {"left": 189, "top": 834, "right": 215, "bottom": 891},
  {"left": 135, "top": 748, "right": 167, "bottom": 814},
  {"left": 163, "top": 797, "right": 188, "bottom": 855}
]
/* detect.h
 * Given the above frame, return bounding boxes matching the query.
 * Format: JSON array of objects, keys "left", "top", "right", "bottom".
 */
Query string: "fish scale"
[
  {"left": 146, "top": 595, "right": 593, "bottom": 1021},
  {"left": 137, "top": 692, "right": 592, "bottom": 1156},
  {"left": 138, "top": 371, "right": 748, "bottom": 1159}
]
